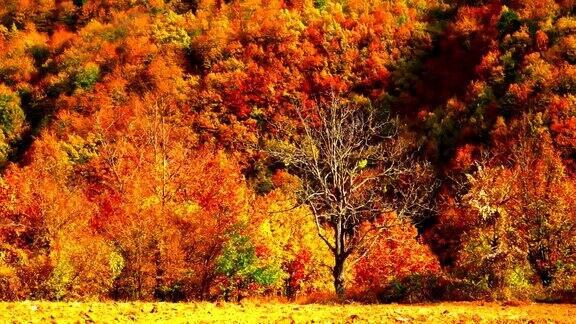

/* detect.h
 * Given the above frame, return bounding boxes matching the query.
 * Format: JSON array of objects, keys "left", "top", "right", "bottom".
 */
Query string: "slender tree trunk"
[{"left": 333, "top": 217, "right": 346, "bottom": 300}]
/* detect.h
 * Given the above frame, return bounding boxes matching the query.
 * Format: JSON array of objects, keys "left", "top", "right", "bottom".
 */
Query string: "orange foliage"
[{"left": 354, "top": 213, "right": 441, "bottom": 300}]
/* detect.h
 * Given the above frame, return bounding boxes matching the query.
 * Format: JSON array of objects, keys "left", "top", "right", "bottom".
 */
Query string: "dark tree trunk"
[
  {"left": 333, "top": 218, "right": 346, "bottom": 300},
  {"left": 333, "top": 255, "right": 346, "bottom": 300}
]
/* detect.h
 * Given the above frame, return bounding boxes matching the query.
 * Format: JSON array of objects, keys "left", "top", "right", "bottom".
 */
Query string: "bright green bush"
[{"left": 215, "top": 234, "right": 281, "bottom": 301}]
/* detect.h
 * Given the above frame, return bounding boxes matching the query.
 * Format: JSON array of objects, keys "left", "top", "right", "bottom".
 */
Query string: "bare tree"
[{"left": 263, "top": 95, "right": 437, "bottom": 299}]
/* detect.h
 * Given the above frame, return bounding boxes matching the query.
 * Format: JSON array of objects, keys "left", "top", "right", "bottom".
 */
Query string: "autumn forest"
[{"left": 0, "top": 0, "right": 575, "bottom": 305}]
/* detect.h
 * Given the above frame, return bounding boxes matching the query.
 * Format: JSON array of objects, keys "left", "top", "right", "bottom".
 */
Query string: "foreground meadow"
[{"left": 0, "top": 301, "right": 574, "bottom": 323}]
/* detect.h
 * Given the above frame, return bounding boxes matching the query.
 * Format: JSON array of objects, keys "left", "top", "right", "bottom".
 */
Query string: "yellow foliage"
[{"left": 251, "top": 183, "right": 333, "bottom": 295}]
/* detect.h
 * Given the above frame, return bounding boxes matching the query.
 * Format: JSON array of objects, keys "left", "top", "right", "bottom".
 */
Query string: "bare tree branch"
[{"left": 259, "top": 92, "right": 437, "bottom": 298}]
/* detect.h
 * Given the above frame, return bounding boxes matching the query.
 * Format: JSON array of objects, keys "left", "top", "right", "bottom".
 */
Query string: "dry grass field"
[{"left": 0, "top": 301, "right": 574, "bottom": 323}]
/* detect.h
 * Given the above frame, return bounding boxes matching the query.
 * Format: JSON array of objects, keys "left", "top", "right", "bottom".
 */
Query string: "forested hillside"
[{"left": 0, "top": 0, "right": 575, "bottom": 303}]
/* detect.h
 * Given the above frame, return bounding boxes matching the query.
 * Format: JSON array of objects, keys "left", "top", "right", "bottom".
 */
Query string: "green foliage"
[
  {"left": 74, "top": 64, "right": 100, "bottom": 90},
  {"left": 314, "top": 0, "right": 327, "bottom": 10},
  {"left": 498, "top": 8, "right": 521, "bottom": 37},
  {"left": 27, "top": 44, "right": 50, "bottom": 68},
  {"left": 216, "top": 234, "right": 280, "bottom": 299},
  {"left": 0, "top": 89, "right": 24, "bottom": 140},
  {"left": 60, "top": 134, "right": 101, "bottom": 164},
  {"left": 0, "top": 86, "right": 24, "bottom": 165},
  {"left": 397, "top": 13, "right": 408, "bottom": 26}
]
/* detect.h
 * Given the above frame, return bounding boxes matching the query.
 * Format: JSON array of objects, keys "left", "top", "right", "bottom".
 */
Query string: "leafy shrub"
[
  {"left": 215, "top": 234, "right": 281, "bottom": 301},
  {"left": 377, "top": 274, "right": 445, "bottom": 303}
]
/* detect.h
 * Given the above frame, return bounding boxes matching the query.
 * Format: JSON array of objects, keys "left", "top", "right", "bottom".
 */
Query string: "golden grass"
[{"left": 0, "top": 301, "right": 574, "bottom": 323}]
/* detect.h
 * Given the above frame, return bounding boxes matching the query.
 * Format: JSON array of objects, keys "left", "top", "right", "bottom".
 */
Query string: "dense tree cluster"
[{"left": 0, "top": 0, "right": 575, "bottom": 302}]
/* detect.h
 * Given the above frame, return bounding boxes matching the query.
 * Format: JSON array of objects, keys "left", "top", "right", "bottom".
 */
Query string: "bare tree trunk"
[
  {"left": 333, "top": 255, "right": 346, "bottom": 300},
  {"left": 333, "top": 218, "right": 346, "bottom": 300}
]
